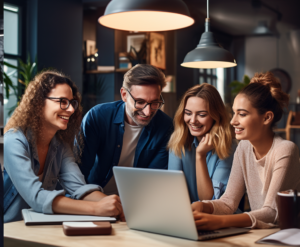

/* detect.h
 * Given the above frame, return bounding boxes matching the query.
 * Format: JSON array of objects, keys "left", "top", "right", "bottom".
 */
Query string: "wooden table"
[{"left": 4, "top": 221, "right": 284, "bottom": 247}]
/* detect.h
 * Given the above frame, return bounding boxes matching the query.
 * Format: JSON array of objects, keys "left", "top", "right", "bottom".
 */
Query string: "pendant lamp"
[
  {"left": 181, "top": 0, "right": 237, "bottom": 69},
  {"left": 99, "top": 0, "right": 194, "bottom": 32},
  {"left": 252, "top": 21, "right": 274, "bottom": 36}
]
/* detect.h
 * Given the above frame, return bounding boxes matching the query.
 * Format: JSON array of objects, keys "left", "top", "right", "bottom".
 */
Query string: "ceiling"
[
  {"left": 83, "top": 0, "right": 300, "bottom": 36},
  {"left": 186, "top": 0, "right": 300, "bottom": 36}
]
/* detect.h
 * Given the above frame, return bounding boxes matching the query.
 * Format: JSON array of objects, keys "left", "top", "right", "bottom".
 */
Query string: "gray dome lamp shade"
[
  {"left": 181, "top": 0, "right": 237, "bottom": 69},
  {"left": 252, "top": 21, "right": 274, "bottom": 36},
  {"left": 98, "top": 0, "right": 194, "bottom": 32}
]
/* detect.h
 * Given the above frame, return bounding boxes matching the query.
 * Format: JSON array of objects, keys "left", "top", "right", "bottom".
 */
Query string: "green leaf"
[
  {"left": 30, "top": 62, "right": 37, "bottom": 76},
  {"left": 230, "top": 75, "right": 251, "bottom": 96},
  {"left": 19, "top": 71, "right": 27, "bottom": 80},
  {"left": 3, "top": 73, "right": 18, "bottom": 99},
  {"left": 3, "top": 61, "right": 18, "bottom": 70},
  {"left": 229, "top": 81, "right": 241, "bottom": 87},
  {"left": 243, "top": 75, "right": 250, "bottom": 85},
  {"left": 18, "top": 59, "right": 26, "bottom": 73}
]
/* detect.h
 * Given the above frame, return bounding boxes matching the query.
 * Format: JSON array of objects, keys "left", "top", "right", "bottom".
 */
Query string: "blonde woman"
[
  {"left": 4, "top": 71, "right": 124, "bottom": 223},
  {"left": 168, "top": 84, "right": 236, "bottom": 202}
]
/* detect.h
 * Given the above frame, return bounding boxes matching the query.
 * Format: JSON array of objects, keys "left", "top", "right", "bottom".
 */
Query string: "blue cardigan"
[{"left": 168, "top": 137, "right": 236, "bottom": 202}]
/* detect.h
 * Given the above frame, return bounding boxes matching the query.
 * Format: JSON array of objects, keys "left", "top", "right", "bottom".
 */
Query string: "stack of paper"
[{"left": 256, "top": 228, "right": 300, "bottom": 246}]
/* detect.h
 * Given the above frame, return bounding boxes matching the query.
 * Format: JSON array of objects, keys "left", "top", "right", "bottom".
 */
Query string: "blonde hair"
[
  {"left": 168, "top": 84, "right": 233, "bottom": 160},
  {"left": 5, "top": 70, "right": 84, "bottom": 162}
]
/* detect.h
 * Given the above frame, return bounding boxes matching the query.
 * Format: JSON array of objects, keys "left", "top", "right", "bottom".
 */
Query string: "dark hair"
[
  {"left": 239, "top": 72, "right": 289, "bottom": 127},
  {"left": 123, "top": 64, "right": 166, "bottom": 91}
]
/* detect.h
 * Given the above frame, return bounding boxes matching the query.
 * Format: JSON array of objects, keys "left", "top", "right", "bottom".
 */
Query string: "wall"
[
  {"left": 245, "top": 24, "right": 300, "bottom": 103},
  {"left": 28, "top": 0, "right": 83, "bottom": 93}
]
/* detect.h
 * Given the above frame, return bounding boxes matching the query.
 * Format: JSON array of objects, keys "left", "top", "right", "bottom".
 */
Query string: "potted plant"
[
  {"left": 3, "top": 55, "right": 39, "bottom": 115},
  {"left": 229, "top": 75, "right": 250, "bottom": 98}
]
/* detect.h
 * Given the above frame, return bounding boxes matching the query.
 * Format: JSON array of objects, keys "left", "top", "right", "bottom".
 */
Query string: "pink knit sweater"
[{"left": 204, "top": 135, "right": 300, "bottom": 228}]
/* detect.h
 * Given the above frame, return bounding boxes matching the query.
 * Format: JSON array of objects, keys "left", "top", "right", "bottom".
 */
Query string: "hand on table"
[
  {"left": 196, "top": 133, "right": 214, "bottom": 157},
  {"left": 95, "top": 194, "right": 126, "bottom": 221}
]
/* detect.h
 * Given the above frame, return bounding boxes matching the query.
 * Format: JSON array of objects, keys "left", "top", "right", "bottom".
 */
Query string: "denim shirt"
[
  {"left": 79, "top": 100, "right": 173, "bottom": 187},
  {"left": 168, "top": 137, "right": 236, "bottom": 203},
  {"left": 4, "top": 128, "right": 101, "bottom": 223}
]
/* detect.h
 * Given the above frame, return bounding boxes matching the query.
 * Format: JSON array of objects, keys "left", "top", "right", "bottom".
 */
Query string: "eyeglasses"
[
  {"left": 46, "top": 97, "right": 79, "bottom": 110},
  {"left": 124, "top": 87, "right": 164, "bottom": 110}
]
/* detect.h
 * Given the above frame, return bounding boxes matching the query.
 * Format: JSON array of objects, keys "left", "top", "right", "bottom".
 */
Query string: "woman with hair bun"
[
  {"left": 168, "top": 83, "right": 236, "bottom": 202},
  {"left": 4, "top": 70, "right": 124, "bottom": 223},
  {"left": 192, "top": 72, "right": 300, "bottom": 229}
]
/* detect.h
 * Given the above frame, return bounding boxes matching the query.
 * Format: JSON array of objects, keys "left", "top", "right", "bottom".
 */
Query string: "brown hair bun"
[
  {"left": 239, "top": 71, "right": 289, "bottom": 127},
  {"left": 250, "top": 72, "right": 289, "bottom": 109}
]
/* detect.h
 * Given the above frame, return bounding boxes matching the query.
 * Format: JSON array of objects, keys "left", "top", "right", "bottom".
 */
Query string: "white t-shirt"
[{"left": 103, "top": 121, "right": 143, "bottom": 195}]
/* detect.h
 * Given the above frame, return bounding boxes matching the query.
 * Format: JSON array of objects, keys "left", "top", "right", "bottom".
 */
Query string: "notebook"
[
  {"left": 114, "top": 167, "right": 250, "bottom": 241},
  {"left": 22, "top": 208, "right": 116, "bottom": 226},
  {"left": 256, "top": 228, "right": 300, "bottom": 246}
]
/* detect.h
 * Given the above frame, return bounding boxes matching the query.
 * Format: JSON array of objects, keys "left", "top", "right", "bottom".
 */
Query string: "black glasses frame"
[
  {"left": 124, "top": 87, "right": 165, "bottom": 110},
  {"left": 46, "top": 97, "right": 79, "bottom": 110}
]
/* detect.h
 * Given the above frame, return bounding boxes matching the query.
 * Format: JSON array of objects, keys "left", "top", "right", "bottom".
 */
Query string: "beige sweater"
[{"left": 205, "top": 135, "right": 300, "bottom": 229}]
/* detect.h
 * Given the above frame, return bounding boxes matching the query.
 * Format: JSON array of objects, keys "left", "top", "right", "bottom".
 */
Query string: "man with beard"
[{"left": 79, "top": 64, "right": 173, "bottom": 196}]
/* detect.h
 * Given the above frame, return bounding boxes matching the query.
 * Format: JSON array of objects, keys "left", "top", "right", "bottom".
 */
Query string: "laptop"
[{"left": 113, "top": 167, "right": 250, "bottom": 241}]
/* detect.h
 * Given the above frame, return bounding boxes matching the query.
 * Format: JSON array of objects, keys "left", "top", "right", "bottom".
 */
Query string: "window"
[
  {"left": 3, "top": 3, "right": 21, "bottom": 125},
  {"left": 4, "top": 4, "right": 20, "bottom": 55},
  {"left": 199, "top": 68, "right": 225, "bottom": 102}
]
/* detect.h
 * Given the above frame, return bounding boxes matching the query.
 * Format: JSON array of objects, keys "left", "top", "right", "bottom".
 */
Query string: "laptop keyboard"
[{"left": 198, "top": 231, "right": 218, "bottom": 235}]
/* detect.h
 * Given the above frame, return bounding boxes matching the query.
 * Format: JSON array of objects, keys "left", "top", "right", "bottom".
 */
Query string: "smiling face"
[
  {"left": 231, "top": 94, "right": 268, "bottom": 141},
  {"left": 43, "top": 83, "right": 75, "bottom": 134},
  {"left": 184, "top": 96, "right": 214, "bottom": 141},
  {"left": 121, "top": 84, "right": 162, "bottom": 127}
]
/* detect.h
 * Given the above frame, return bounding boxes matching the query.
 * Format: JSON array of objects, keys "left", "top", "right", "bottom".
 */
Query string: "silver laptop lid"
[{"left": 113, "top": 167, "right": 199, "bottom": 240}]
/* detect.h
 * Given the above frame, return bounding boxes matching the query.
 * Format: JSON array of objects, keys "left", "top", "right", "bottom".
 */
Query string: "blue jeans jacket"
[
  {"left": 4, "top": 129, "right": 101, "bottom": 223},
  {"left": 168, "top": 137, "right": 237, "bottom": 202},
  {"left": 79, "top": 100, "right": 173, "bottom": 187}
]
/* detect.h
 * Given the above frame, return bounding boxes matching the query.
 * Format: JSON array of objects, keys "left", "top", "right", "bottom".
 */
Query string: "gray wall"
[{"left": 245, "top": 24, "right": 300, "bottom": 103}]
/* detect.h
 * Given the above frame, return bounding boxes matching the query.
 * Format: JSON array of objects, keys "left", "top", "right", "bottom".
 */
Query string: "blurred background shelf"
[
  {"left": 85, "top": 68, "right": 130, "bottom": 74},
  {"left": 86, "top": 70, "right": 114, "bottom": 74}
]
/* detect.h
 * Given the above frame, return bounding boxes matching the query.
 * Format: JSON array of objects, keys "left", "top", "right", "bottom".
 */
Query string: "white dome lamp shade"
[
  {"left": 181, "top": 0, "right": 237, "bottom": 69},
  {"left": 98, "top": 0, "right": 194, "bottom": 32}
]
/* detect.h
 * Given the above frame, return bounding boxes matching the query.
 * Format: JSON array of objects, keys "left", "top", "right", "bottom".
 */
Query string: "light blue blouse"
[
  {"left": 168, "top": 137, "right": 236, "bottom": 203},
  {"left": 4, "top": 128, "right": 102, "bottom": 223}
]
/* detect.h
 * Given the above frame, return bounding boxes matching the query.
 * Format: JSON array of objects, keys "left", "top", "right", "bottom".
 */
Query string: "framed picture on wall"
[
  {"left": 85, "top": 40, "right": 96, "bottom": 56},
  {"left": 149, "top": 32, "right": 166, "bottom": 70},
  {"left": 127, "top": 34, "right": 146, "bottom": 53}
]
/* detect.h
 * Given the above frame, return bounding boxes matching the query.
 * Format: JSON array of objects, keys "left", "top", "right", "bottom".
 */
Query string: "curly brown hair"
[{"left": 4, "top": 70, "right": 84, "bottom": 161}]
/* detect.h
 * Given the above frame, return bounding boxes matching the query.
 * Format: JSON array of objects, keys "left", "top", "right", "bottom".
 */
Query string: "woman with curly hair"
[
  {"left": 192, "top": 72, "right": 300, "bottom": 229},
  {"left": 4, "top": 71, "right": 124, "bottom": 223},
  {"left": 168, "top": 84, "right": 236, "bottom": 202}
]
